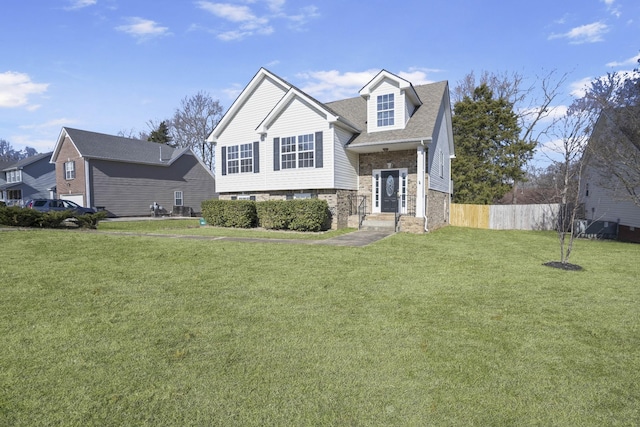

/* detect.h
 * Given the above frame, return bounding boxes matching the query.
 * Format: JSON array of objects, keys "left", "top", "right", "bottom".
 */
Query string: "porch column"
[{"left": 416, "top": 145, "right": 426, "bottom": 218}]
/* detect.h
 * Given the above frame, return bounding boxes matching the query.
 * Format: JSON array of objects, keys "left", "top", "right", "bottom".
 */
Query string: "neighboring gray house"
[
  {"left": 50, "top": 127, "right": 216, "bottom": 217},
  {"left": 208, "top": 68, "right": 455, "bottom": 232},
  {"left": 581, "top": 107, "right": 640, "bottom": 243},
  {"left": 0, "top": 152, "right": 56, "bottom": 207}
]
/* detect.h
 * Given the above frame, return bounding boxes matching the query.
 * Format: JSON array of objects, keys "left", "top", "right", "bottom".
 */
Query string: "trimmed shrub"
[
  {"left": 74, "top": 211, "right": 108, "bottom": 229},
  {"left": 201, "top": 200, "right": 257, "bottom": 228},
  {"left": 39, "top": 211, "right": 73, "bottom": 228},
  {"left": 256, "top": 200, "right": 294, "bottom": 230},
  {"left": 288, "top": 199, "right": 329, "bottom": 232},
  {"left": 0, "top": 206, "right": 42, "bottom": 227}
]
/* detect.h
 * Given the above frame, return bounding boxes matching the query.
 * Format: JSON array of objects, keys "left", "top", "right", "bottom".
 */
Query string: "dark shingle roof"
[
  {"left": 2, "top": 152, "right": 53, "bottom": 171},
  {"left": 326, "top": 81, "right": 448, "bottom": 146},
  {"left": 63, "top": 128, "right": 184, "bottom": 165}
]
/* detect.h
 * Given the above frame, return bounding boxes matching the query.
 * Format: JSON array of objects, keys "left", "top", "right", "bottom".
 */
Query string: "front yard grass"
[
  {"left": 1, "top": 226, "right": 638, "bottom": 426},
  {"left": 97, "top": 218, "right": 354, "bottom": 240}
]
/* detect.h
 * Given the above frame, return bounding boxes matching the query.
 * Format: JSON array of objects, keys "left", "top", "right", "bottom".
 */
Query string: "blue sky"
[{"left": 1, "top": 0, "right": 639, "bottom": 160}]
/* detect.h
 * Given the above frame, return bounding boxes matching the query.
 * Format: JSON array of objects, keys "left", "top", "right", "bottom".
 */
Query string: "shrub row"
[
  {"left": 201, "top": 199, "right": 329, "bottom": 232},
  {"left": 0, "top": 206, "right": 107, "bottom": 229}
]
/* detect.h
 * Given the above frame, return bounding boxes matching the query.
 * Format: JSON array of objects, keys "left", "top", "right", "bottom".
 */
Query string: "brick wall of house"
[
  {"left": 55, "top": 137, "right": 86, "bottom": 204},
  {"left": 426, "top": 189, "right": 450, "bottom": 230},
  {"left": 358, "top": 150, "right": 418, "bottom": 214}
]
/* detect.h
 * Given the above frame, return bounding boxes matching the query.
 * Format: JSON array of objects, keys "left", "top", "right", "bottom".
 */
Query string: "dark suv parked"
[{"left": 26, "top": 199, "right": 96, "bottom": 215}]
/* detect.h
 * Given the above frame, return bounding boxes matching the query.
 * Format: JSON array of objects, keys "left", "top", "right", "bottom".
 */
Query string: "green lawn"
[{"left": 1, "top": 225, "right": 639, "bottom": 426}]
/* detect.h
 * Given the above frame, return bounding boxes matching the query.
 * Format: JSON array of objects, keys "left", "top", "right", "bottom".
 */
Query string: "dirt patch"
[{"left": 543, "top": 261, "right": 584, "bottom": 271}]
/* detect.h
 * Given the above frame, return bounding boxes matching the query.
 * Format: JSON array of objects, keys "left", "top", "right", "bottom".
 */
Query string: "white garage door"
[{"left": 60, "top": 194, "right": 85, "bottom": 207}]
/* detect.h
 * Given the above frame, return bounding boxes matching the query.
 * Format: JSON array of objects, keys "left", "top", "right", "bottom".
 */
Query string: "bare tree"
[
  {"left": 169, "top": 91, "right": 223, "bottom": 172},
  {"left": 546, "top": 106, "right": 592, "bottom": 267}
]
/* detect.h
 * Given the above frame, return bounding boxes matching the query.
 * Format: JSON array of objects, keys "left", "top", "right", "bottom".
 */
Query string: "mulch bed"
[{"left": 543, "top": 261, "right": 584, "bottom": 271}]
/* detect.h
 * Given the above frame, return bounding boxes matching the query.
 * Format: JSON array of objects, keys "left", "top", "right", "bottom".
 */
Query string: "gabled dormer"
[{"left": 359, "top": 70, "right": 422, "bottom": 134}]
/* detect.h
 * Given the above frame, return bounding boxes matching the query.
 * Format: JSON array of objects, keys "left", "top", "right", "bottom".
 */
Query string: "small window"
[
  {"left": 64, "top": 161, "right": 76, "bottom": 180},
  {"left": 174, "top": 191, "right": 183, "bottom": 206},
  {"left": 297, "top": 134, "right": 314, "bottom": 168},
  {"left": 377, "top": 93, "right": 395, "bottom": 127},
  {"left": 6, "top": 170, "right": 22, "bottom": 183},
  {"left": 585, "top": 183, "right": 589, "bottom": 197},
  {"left": 240, "top": 143, "right": 253, "bottom": 173},
  {"left": 227, "top": 146, "right": 239, "bottom": 174},
  {"left": 281, "top": 136, "right": 296, "bottom": 169},
  {"left": 439, "top": 150, "right": 444, "bottom": 178}
]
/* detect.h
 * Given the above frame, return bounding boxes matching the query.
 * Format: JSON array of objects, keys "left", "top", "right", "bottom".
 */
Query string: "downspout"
[{"left": 419, "top": 140, "right": 429, "bottom": 232}]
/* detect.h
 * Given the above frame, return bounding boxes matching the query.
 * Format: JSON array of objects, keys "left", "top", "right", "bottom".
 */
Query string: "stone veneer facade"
[{"left": 219, "top": 148, "right": 450, "bottom": 233}]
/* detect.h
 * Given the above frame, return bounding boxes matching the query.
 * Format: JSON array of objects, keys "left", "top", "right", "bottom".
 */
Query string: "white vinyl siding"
[
  {"left": 217, "top": 94, "right": 339, "bottom": 193},
  {"left": 582, "top": 169, "right": 640, "bottom": 228},
  {"left": 428, "top": 104, "right": 453, "bottom": 194},
  {"left": 333, "top": 126, "right": 358, "bottom": 189},
  {"left": 366, "top": 79, "right": 404, "bottom": 133}
]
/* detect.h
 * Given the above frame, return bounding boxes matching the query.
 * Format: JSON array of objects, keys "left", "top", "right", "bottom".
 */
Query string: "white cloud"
[
  {"left": 295, "top": 68, "right": 440, "bottom": 102},
  {"left": 601, "top": 0, "right": 621, "bottom": 17},
  {"left": 116, "top": 18, "right": 170, "bottom": 41},
  {"left": 197, "top": 1, "right": 319, "bottom": 41},
  {"left": 64, "top": 0, "right": 97, "bottom": 10},
  {"left": 568, "top": 77, "right": 595, "bottom": 98},
  {"left": 0, "top": 71, "right": 49, "bottom": 109},
  {"left": 606, "top": 53, "right": 640, "bottom": 67},
  {"left": 548, "top": 21, "right": 609, "bottom": 44},
  {"left": 198, "top": 3, "right": 257, "bottom": 22}
]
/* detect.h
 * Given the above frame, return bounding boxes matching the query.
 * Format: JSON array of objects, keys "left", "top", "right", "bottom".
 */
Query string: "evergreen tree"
[
  {"left": 452, "top": 84, "right": 535, "bottom": 204},
  {"left": 147, "top": 121, "right": 173, "bottom": 145}
]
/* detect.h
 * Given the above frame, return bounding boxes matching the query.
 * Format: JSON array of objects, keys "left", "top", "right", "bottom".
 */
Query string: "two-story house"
[
  {"left": 50, "top": 128, "right": 217, "bottom": 217},
  {"left": 208, "top": 68, "right": 455, "bottom": 232},
  {"left": 0, "top": 152, "right": 56, "bottom": 206}
]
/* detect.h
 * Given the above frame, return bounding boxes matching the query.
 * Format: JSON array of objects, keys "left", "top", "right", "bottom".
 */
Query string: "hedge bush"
[
  {"left": 0, "top": 206, "right": 107, "bottom": 229},
  {"left": 288, "top": 199, "right": 329, "bottom": 232},
  {"left": 201, "top": 200, "right": 257, "bottom": 228},
  {"left": 202, "top": 198, "right": 329, "bottom": 232},
  {"left": 256, "top": 200, "right": 294, "bottom": 230}
]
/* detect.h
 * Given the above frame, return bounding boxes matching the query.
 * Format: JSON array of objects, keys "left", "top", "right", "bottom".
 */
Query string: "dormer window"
[{"left": 377, "top": 94, "right": 395, "bottom": 127}]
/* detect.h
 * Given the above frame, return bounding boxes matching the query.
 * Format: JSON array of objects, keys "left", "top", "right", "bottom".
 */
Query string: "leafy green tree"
[
  {"left": 452, "top": 84, "right": 535, "bottom": 204},
  {"left": 147, "top": 121, "right": 173, "bottom": 145}
]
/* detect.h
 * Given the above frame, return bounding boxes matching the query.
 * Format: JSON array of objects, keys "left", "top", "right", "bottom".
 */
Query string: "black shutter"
[
  {"left": 253, "top": 141, "right": 259, "bottom": 173},
  {"left": 221, "top": 146, "right": 227, "bottom": 176},
  {"left": 315, "top": 131, "right": 323, "bottom": 168},
  {"left": 273, "top": 138, "right": 280, "bottom": 171}
]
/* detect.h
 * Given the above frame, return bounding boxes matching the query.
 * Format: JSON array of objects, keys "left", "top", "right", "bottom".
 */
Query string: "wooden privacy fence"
[{"left": 450, "top": 203, "right": 560, "bottom": 231}]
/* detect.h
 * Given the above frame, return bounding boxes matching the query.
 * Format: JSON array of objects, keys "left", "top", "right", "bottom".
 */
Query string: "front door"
[{"left": 380, "top": 170, "right": 399, "bottom": 213}]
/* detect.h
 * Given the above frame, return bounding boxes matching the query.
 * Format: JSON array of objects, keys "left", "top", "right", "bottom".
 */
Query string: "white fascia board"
[{"left": 208, "top": 68, "right": 291, "bottom": 143}]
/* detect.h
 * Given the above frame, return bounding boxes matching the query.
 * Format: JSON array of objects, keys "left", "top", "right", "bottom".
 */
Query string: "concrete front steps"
[{"left": 360, "top": 213, "right": 396, "bottom": 232}]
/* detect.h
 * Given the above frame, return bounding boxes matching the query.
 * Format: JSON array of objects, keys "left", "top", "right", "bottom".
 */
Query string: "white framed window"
[
  {"left": 174, "top": 191, "right": 183, "bottom": 206},
  {"left": 297, "top": 134, "right": 314, "bottom": 168},
  {"left": 281, "top": 136, "right": 296, "bottom": 169},
  {"left": 240, "top": 143, "right": 253, "bottom": 173},
  {"left": 6, "top": 170, "right": 22, "bottom": 183},
  {"left": 439, "top": 149, "right": 444, "bottom": 178},
  {"left": 227, "top": 146, "right": 239, "bottom": 174},
  {"left": 64, "top": 161, "right": 76, "bottom": 180},
  {"left": 374, "top": 173, "right": 380, "bottom": 209},
  {"left": 377, "top": 93, "right": 394, "bottom": 127}
]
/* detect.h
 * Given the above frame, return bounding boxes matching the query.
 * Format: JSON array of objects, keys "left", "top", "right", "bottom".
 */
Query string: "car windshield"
[{"left": 62, "top": 200, "right": 79, "bottom": 208}]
